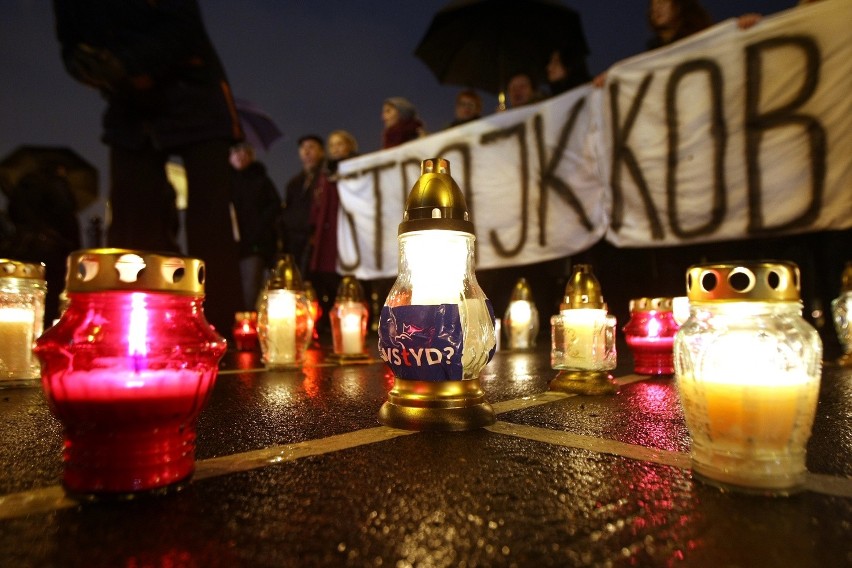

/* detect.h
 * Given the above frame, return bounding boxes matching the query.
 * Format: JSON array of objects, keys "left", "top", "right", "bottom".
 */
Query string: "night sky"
[{"left": 0, "top": 0, "right": 793, "bottom": 230}]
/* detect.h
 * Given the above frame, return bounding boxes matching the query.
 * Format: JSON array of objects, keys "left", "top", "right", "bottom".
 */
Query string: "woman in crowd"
[{"left": 381, "top": 97, "right": 425, "bottom": 149}]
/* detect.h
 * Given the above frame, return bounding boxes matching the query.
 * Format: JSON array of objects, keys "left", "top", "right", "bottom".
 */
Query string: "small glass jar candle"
[
  {"left": 34, "top": 249, "right": 226, "bottom": 497},
  {"left": 503, "top": 278, "right": 539, "bottom": 350},
  {"left": 551, "top": 265, "right": 616, "bottom": 363},
  {"left": 831, "top": 261, "right": 852, "bottom": 367},
  {"left": 233, "top": 311, "right": 259, "bottom": 351},
  {"left": 550, "top": 264, "right": 617, "bottom": 394},
  {"left": 330, "top": 275, "right": 369, "bottom": 359},
  {"left": 257, "top": 254, "right": 312, "bottom": 367},
  {"left": 674, "top": 261, "right": 822, "bottom": 494},
  {"left": 0, "top": 259, "right": 46, "bottom": 381},
  {"left": 623, "top": 297, "right": 679, "bottom": 375}
]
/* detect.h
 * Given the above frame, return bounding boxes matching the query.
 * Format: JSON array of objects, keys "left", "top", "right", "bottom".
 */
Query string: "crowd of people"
[{"left": 3, "top": 0, "right": 837, "bottom": 346}]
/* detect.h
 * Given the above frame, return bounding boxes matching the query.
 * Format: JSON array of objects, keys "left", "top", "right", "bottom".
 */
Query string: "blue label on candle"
[{"left": 378, "top": 304, "right": 464, "bottom": 381}]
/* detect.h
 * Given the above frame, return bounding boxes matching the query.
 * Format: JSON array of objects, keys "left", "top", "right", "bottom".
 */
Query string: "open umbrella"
[
  {"left": 235, "top": 98, "right": 283, "bottom": 151},
  {"left": 0, "top": 145, "right": 98, "bottom": 211},
  {"left": 415, "top": 0, "right": 589, "bottom": 95}
]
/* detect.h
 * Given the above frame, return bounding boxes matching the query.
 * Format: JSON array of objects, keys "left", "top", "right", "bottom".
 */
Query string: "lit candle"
[
  {"left": 553, "top": 307, "right": 612, "bottom": 370},
  {"left": 266, "top": 289, "right": 297, "bottom": 363},
  {"left": 674, "top": 261, "right": 822, "bottom": 494},
  {"left": 0, "top": 307, "right": 35, "bottom": 374},
  {"left": 623, "top": 297, "right": 678, "bottom": 375},
  {"left": 508, "top": 300, "right": 532, "bottom": 348},
  {"left": 330, "top": 277, "right": 369, "bottom": 358},
  {"left": 377, "top": 158, "right": 496, "bottom": 430},
  {"left": 678, "top": 332, "right": 819, "bottom": 481},
  {"left": 341, "top": 311, "right": 363, "bottom": 353},
  {"left": 34, "top": 249, "right": 225, "bottom": 497},
  {"left": 550, "top": 264, "right": 617, "bottom": 395},
  {"left": 232, "top": 311, "right": 259, "bottom": 351},
  {"left": 0, "top": 259, "right": 45, "bottom": 380}
]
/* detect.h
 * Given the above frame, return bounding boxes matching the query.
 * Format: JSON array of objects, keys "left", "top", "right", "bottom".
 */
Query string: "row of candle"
[{"left": 3, "top": 158, "right": 850, "bottom": 502}]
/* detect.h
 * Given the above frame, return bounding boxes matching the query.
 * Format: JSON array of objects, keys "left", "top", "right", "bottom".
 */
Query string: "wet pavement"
[{"left": 1, "top": 341, "right": 850, "bottom": 567}]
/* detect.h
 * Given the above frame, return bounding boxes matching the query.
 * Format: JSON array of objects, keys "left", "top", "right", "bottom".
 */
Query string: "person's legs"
[
  {"left": 108, "top": 145, "right": 180, "bottom": 252},
  {"left": 179, "top": 139, "right": 243, "bottom": 338},
  {"left": 239, "top": 254, "right": 265, "bottom": 310}
]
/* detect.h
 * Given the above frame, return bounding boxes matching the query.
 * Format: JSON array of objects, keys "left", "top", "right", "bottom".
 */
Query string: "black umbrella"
[
  {"left": 0, "top": 145, "right": 98, "bottom": 211},
  {"left": 415, "top": 0, "right": 589, "bottom": 96},
  {"left": 235, "top": 98, "right": 283, "bottom": 151}
]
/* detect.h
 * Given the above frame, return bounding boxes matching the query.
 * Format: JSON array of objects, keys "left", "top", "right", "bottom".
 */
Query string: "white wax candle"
[
  {"left": 558, "top": 308, "right": 609, "bottom": 369},
  {"left": 508, "top": 300, "right": 532, "bottom": 349},
  {"left": 341, "top": 312, "right": 363, "bottom": 354},
  {"left": 0, "top": 307, "right": 35, "bottom": 376},
  {"left": 404, "top": 232, "right": 467, "bottom": 305},
  {"left": 267, "top": 290, "right": 297, "bottom": 363}
]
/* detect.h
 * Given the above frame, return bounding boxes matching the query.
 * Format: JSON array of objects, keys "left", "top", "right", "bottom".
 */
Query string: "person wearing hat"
[
  {"left": 280, "top": 135, "right": 325, "bottom": 275},
  {"left": 229, "top": 142, "right": 280, "bottom": 310},
  {"left": 381, "top": 97, "right": 425, "bottom": 149}
]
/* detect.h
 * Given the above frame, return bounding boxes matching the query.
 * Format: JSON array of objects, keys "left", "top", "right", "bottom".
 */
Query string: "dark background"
[{"left": 0, "top": 0, "right": 793, "bottom": 222}]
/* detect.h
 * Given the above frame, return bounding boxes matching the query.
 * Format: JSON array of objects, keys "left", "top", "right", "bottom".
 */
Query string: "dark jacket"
[
  {"left": 53, "top": 0, "right": 242, "bottom": 151},
  {"left": 382, "top": 117, "right": 424, "bottom": 149},
  {"left": 231, "top": 162, "right": 280, "bottom": 262}
]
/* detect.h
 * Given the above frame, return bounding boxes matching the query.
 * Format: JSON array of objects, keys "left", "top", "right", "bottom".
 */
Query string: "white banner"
[{"left": 338, "top": 1, "right": 851, "bottom": 280}]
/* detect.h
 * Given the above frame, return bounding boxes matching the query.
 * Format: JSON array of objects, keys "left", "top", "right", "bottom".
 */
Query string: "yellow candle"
[
  {"left": 0, "top": 307, "right": 36, "bottom": 377},
  {"left": 677, "top": 331, "right": 819, "bottom": 488}
]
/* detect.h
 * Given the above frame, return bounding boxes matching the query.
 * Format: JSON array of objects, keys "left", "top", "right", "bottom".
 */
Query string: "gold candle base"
[
  {"left": 550, "top": 370, "right": 618, "bottom": 395},
  {"left": 379, "top": 378, "right": 495, "bottom": 431}
]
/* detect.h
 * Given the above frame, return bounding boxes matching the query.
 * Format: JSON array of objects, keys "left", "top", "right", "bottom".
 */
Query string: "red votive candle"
[
  {"left": 34, "top": 250, "right": 226, "bottom": 498},
  {"left": 233, "top": 311, "right": 259, "bottom": 351},
  {"left": 623, "top": 297, "right": 679, "bottom": 375}
]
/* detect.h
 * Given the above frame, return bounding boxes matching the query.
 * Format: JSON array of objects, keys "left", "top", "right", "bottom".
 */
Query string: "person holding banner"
[{"left": 381, "top": 97, "right": 426, "bottom": 149}]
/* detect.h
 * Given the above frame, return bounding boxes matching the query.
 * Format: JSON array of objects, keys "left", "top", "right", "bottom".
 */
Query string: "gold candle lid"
[
  {"left": 685, "top": 261, "right": 800, "bottom": 303},
  {"left": 841, "top": 261, "right": 852, "bottom": 293},
  {"left": 336, "top": 275, "right": 365, "bottom": 303},
  {"left": 66, "top": 249, "right": 206, "bottom": 295},
  {"left": 267, "top": 254, "right": 304, "bottom": 291},
  {"left": 509, "top": 278, "right": 534, "bottom": 302},
  {"left": 561, "top": 264, "right": 606, "bottom": 310},
  {"left": 0, "top": 259, "right": 46, "bottom": 280},
  {"left": 399, "top": 158, "right": 474, "bottom": 235},
  {"left": 629, "top": 297, "right": 673, "bottom": 312}
]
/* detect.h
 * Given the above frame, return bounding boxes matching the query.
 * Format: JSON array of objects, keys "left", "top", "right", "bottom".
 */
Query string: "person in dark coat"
[
  {"left": 6, "top": 164, "right": 81, "bottom": 327},
  {"left": 280, "top": 135, "right": 326, "bottom": 276},
  {"left": 52, "top": 0, "right": 244, "bottom": 338},
  {"left": 229, "top": 142, "right": 281, "bottom": 310}
]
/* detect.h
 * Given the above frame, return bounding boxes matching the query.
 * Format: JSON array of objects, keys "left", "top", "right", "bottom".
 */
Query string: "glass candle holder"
[
  {"left": 674, "top": 261, "right": 822, "bottom": 495},
  {"left": 0, "top": 259, "right": 46, "bottom": 382},
  {"left": 623, "top": 297, "right": 679, "bottom": 375},
  {"left": 503, "top": 278, "right": 539, "bottom": 350},
  {"left": 378, "top": 158, "right": 495, "bottom": 430},
  {"left": 831, "top": 261, "right": 852, "bottom": 367},
  {"left": 550, "top": 264, "right": 617, "bottom": 394},
  {"left": 330, "top": 276, "right": 369, "bottom": 359},
  {"left": 257, "top": 254, "right": 312, "bottom": 368},
  {"left": 232, "top": 311, "right": 259, "bottom": 351},
  {"left": 33, "top": 249, "right": 226, "bottom": 498}
]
